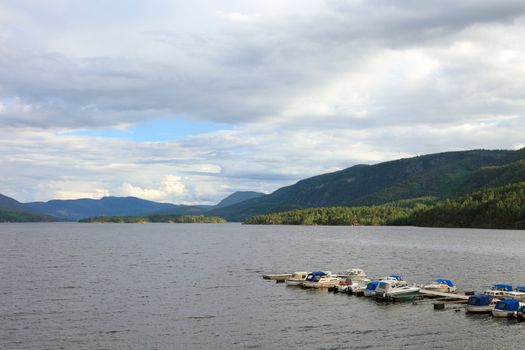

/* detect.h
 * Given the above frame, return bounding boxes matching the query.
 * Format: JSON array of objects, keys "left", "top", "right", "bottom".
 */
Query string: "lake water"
[{"left": 1, "top": 223, "right": 524, "bottom": 349}]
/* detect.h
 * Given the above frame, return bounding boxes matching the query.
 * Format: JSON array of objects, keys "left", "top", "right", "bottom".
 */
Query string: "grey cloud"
[{"left": 2, "top": 1, "right": 525, "bottom": 130}]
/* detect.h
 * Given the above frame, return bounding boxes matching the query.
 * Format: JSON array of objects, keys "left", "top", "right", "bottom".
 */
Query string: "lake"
[{"left": 1, "top": 223, "right": 524, "bottom": 349}]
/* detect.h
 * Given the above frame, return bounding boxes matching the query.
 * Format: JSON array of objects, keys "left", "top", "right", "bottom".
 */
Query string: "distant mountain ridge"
[
  {"left": 209, "top": 148, "right": 525, "bottom": 221},
  {"left": 26, "top": 196, "right": 201, "bottom": 221},
  {"left": 3, "top": 148, "right": 525, "bottom": 222},
  {"left": 214, "top": 191, "right": 265, "bottom": 208},
  {"left": 0, "top": 190, "right": 268, "bottom": 221},
  {"left": 0, "top": 194, "right": 56, "bottom": 222}
]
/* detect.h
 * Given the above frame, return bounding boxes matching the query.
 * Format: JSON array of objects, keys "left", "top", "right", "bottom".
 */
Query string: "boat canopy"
[
  {"left": 366, "top": 281, "right": 380, "bottom": 291},
  {"left": 493, "top": 284, "right": 513, "bottom": 291},
  {"left": 389, "top": 275, "right": 402, "bottom": 280},
  {"left": 467, "top": 294, "right": 493, "bottom": 306},
  {"left": 516, "top": 286, "right": 525, "bottom": 292},
  {"left": 495, "top": 300, "right": 520, "bottom": 311},
  {"left": 434, "top": 279, "right": 454, "bottom": 287},
  {"left": 305, "top": 271, "right": 327, "bottom": 282}
]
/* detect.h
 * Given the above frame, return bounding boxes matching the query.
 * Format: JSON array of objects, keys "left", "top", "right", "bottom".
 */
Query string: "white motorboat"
[
  {"left": 466, "top": 294, "right": 496, "bottom": 313},
  {"left": 375, "top": 279, "right": 419, "bottom": 301},
  {"left": 262, "top": 273, "right": 292, "bottom": 281},
  {"left": 423, "top": 279, "right": 457, "bottom": 293},
  {"left": 303, "top": 271, "right": 341, "bottom": 289},
  {"left": 492, "top": 299, "right": 524, "bottom": 318},
  {"left": 285, "top": 272, "right": 309, "bottom": 286},
  {"left": 337, "top": 278, "right": 370, "bottom": 293},
  {"left": 340, "top": 268, "right": 368, "bottom": 280}
]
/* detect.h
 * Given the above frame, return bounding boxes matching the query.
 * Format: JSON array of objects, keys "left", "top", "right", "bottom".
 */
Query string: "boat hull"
[
  {"left": 492, "top": 310, "right": 517, "bottom": 318},
  {"left": 285, "top": 279, "right": 304, "bottom": 286},
  {"left": 262, "top": 274, "right": 291, "bottom": 281},
  {"left": 466, "top": 305, "right": 494, "bottom": 313},
  {"left": 303, "top": 280, "right": 339, "bottom": 288},
  {"left": 376, "top": 290, "right": 420, "bottom": 301}
]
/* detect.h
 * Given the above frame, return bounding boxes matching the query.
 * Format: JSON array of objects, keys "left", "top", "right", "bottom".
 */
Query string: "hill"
[
  {"left": 0, "top": 194, "right": 57, "bottom": 222},
  {"left": 211, "top": 148, "right": 525, "bottom": 221},
  {"left": 25, "top": 196, "right": 194, "bottom": 221},
  {"left": 214, "top": 191, "right": 266, "bottom": 209},
  {"left": 244, "top": 182, "right": 525, "bottom": 229}
]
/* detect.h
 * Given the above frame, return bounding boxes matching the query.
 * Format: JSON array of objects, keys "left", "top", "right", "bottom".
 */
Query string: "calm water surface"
[{"left": 1, "top": 223, "right": 524, "bottom": 349}]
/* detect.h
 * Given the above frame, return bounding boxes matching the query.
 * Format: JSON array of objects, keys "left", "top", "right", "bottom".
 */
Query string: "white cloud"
[{"left": 1, "top": 1, "right": 525, "bottom": 203}]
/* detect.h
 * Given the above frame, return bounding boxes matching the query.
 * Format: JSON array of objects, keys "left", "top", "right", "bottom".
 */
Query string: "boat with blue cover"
[
  {"left": 500, "top": 285, "right": 525, "bottom": 301},
  {"left": 423, "top": 279, "right": 457, "bottom": 293},
  {"left": 302, "top": 271, "right": 341, "bottom": 288},
  {"left": 484, "top": 284, "right": 513, "bottom": 298},
  {"left": 362, "top": 281, "right": 380, "bottom": 297},
  {"left": 375, "top": 279, "right": 420, "bottom": 301},
  {"left": 466, "top": 294, "right": 496, "bottom": 313},
  {"left": 492, "top": 299, "right": 525, "bottom": 318}
]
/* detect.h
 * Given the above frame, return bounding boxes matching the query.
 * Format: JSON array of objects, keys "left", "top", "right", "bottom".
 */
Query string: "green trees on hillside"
[{"left": 244, "top": 183, "right": 525, "bottom": 229}]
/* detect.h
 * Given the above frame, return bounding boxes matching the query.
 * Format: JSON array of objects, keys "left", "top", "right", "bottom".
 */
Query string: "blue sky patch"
[{"left": 72, "top": 118, "right": 232, "bottom": 141}]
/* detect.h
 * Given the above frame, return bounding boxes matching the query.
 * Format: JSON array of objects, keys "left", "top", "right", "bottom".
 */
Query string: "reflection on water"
[{"left": 1, "top": 223, "right": 524, "bottom": 349}]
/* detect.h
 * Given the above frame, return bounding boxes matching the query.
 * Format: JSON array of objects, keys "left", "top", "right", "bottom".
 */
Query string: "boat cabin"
[{"left": 467, "top": 294, "right": 493, "bottom": 306}]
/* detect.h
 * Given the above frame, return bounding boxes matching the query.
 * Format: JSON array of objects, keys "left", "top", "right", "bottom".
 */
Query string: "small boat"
[
  {"left": 338, "top": 278, "right": 370, "bottom": 293},
  {"left": 423, "top": 279, "right": 457, "bottom": 293},
  {"left": 492, "top": 299, "right": 524, "bottom": 318},
  {"left": 285, "top": 272, "right": 309, "bottom": 286},
  {"left": 375, "top": 279, "right": 420, "bottom": 301},
  {"left": 362, "top": 281, "right": 380, "bottom": 297},
  {"left": 340, "top": 268, "right": 368, "bottom": 280},
  {"left": 466, "top": 294, "right": 496, "bottom": 313},
  {"left": 303, "top": 271, "right": 341, "bottom": 289},
  {"left": 498, "top": 285, "right": 525, "bottom": 301},
  {"left": 262, "top": 273, "right": 292, "bottom": 281},
  {"left": 484, "top": 284, "right": 513, "bottom": 298}
]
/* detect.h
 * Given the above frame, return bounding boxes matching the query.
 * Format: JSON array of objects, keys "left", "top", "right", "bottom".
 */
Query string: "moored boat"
[
  {"left": 484, "top": 284, "right": 515, "bottom": 300},
  {"left": 492, "top": 299, "right": 524, "bottom": 318},
  {"left": 466, "top": 294, "right": 496, "bottom": 313},
  {"left": 423, "top": 279, "right": 457, "bottom": 293},
  {"left": 375, "top": 279, "right": 420, "bottom": 301},
  {"left": 362, "top": 281, "right": 380, "bottom": 297},
  {"left": 303, "top": 271, "right": 341, "bottom": 289},
  {"left": 262, "top": 273, "right": 292, "bottom": 281},
  {"left": 285, "top": 272, "right": 309, "bottom": 286}
]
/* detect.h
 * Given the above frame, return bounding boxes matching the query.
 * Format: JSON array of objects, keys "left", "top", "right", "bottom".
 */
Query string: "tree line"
[{"left": 244, "top": 182, "right": 525, "bottom": 229}]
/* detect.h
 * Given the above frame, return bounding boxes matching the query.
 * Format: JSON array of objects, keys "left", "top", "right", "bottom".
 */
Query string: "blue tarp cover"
[
  {"left": 434, "top": 279, "right": 454, "bottom": 287},
  {"left": 366, "top": 281, "right": 380, "bottom": 291},
  {"left": 305, "top": 271, "right": 327, "bottom": 282},
  {"left": 516, "top": 286, "right": 525, "bottom": 292},
  {"left": 389, "top": 275, "right": 401, "bottom": 280},
  {"left": 467, "top": 294, "right": 493, "bottom": 306},
  {"left": 494, "top": 284, "right": 513, "bottom": 291},
  {"left": 495, "top": 300, "right": 520, "bottom": 311}
]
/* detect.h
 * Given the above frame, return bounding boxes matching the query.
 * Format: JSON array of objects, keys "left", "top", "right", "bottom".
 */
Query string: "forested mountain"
[
  {"left": 245, "top": 182, "right": 525, "bottom": 229},
  {"left": 0, "top": 194, "right": 56, "bottom": 222},
  {"left": 211, "top": 149, "right": 525, "bottom": 221}
]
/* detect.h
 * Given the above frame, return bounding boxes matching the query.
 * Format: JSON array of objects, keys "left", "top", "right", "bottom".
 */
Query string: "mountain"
[
  {"left": 214, "top": 191, "right": 266, "bottom": 209},
  {"left": 210, "top": 148, "right": 525, "bottom": 221},
  {"left": 25, "top": 196, "right": 192, "bottom": 221},
  {"left": 0, "top": 194, "right": 56, "bottom": 222}
]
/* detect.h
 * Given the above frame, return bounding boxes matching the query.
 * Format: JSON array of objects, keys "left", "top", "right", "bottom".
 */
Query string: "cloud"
[{"left": 1, "top": 1, "right": 525, "bottom": 202}]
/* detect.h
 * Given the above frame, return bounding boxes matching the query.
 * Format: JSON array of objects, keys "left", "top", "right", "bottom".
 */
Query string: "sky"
[{"left": 1, "top": 0, "right": 525, "bottom": 204}]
